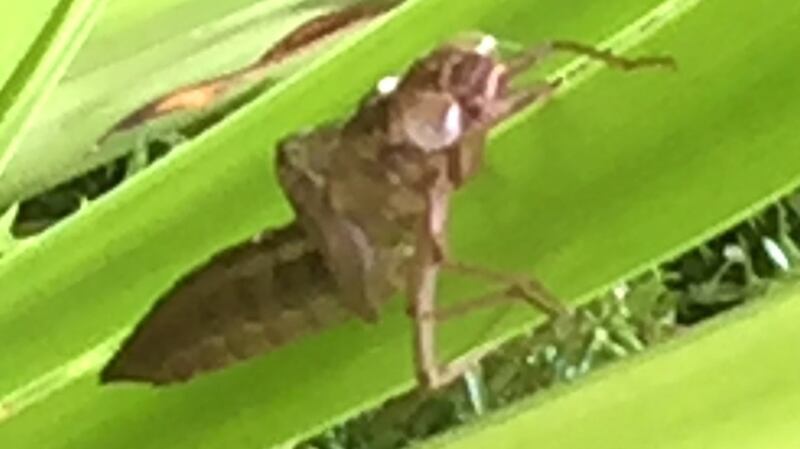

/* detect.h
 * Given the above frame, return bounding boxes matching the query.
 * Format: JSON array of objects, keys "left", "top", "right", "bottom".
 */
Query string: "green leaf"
[
  {"left": 0, "top": 0, "right": 59, "bottom": 87},
  {"left": 0, "top": 204, "right": 17, "bottom": 254},
  {"left": 1, "top": 0, "right": 799, "bottom": 448},
  {"left": 0, "top": 0, "right": 109, "bottom": 172},
  {"left": 0, "top": 0, "right": 361, "bottom": 206}
]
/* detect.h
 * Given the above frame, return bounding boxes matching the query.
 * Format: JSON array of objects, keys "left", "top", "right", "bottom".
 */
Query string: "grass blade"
[
  {"left": 1, "top": 0, "right": 799, "bottom": 447},
  {"left": 0, "top": 0, "right": 109, "bottom": 172},
  {"left": 424, "top": 283, "right": 800, "bottom": 449}
]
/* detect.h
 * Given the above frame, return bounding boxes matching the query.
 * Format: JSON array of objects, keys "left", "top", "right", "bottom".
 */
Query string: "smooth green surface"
[
  {"left": 0, "top": 205, "right": 16, "bottom": 255},
  {"left": 0, "top": 0, "right": 60, "bottom": 87},
  {"left": 0, "top": 0, "right": 108, "bottom": 169},
  {"left": 1, "top": 0, "right": 800, "bottom": 448},
  {"left": 426, "top": 283, "right": 800, "bottom": 449}
]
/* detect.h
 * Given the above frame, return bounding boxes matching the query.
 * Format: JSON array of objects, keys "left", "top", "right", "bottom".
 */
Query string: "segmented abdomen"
[{"left": 100, "top": 222, "right": 346, "bottom": 385}]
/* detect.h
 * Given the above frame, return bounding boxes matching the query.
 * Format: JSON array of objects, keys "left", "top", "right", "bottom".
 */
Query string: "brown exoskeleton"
[{"left": 101, "top": 32, "right": 673, "bottom": 387}]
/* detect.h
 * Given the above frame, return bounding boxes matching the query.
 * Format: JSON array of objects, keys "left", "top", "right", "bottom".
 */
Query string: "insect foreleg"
[
  {"left": 505, "top": 39, "right": 676, "bottom": 77},
  {"left": 549, "top": 40, "right": 676, "bottom": 71}
]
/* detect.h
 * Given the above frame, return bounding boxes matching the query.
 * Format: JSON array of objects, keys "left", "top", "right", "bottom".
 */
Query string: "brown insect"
[{"left": 100, "top": 9, "right": 674, "bottom": 387}]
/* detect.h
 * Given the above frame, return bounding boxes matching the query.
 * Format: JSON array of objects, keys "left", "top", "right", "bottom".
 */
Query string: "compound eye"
[{"left": 401, "top": 91, "right": 463, "bottom": 151}]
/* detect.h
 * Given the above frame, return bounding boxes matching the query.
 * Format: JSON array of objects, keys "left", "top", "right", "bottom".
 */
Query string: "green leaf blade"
[
  {"left": 0, "top": 0, "right": 109, "bottom": 172},
  {"left": 1, "top": 0, "right": 799, "bottom": 448}
]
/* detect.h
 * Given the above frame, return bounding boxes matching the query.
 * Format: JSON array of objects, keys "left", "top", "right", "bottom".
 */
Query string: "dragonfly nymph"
[{"left": 101, "top": 31, "right": 673, "bottom": 387}]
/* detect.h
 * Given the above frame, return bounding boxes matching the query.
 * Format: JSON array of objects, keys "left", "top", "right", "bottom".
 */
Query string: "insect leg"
[
  {"left": 408, "top": 265, "right": 570, "bottom": 389},
  {"left": 408, "top": 249, "right": 502, "bottom": 389},
  {"left": 441, "top": 260, "right": 570, "bottom": 318},
  {"left": 549, "top": 40, "right": 676, "bottom": 71},
  {"left": 408, "top": 274, "right": 557, "bottom": 389},
  {"left": 507, "top": 40, "right": 675, "bottom": 77},
  {"left": 486, "top": 80, "right": 561, "bottom": 126},
  {"left": 407, "top": 171, "right": 569, "bottom": 389},
  {"left": 406, "top": 168, "right": 471, "bottom": 389},
  {"left": 407, "top": 241, "right": 444, "bottom": 388},
  {"left": 406, "top": 185, "right": 568, "bottom": 389}
]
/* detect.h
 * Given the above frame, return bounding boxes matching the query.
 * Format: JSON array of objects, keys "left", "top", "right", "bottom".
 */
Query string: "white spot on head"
[
  {"left": 377, "top": 76, "right": 400, "bottom": 95},
  {"left": 475, "top": 35, "right": 497, "bottom": 56}
]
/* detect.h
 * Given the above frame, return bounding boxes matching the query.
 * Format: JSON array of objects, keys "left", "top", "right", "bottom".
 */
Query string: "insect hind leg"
[
  {"left": 439, "top": 259, "right": 571, "bottom": 319},
  {"left": 408, "top": 256, "right": 571, "bottom": 390}
]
